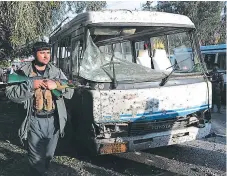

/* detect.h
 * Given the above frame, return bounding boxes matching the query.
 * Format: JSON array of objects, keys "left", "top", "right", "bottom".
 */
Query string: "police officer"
[
  {"left": 210, "top": 63, "right": 224, "bottom": 113},
  {"left": 5, "top": 42, "right": 74, "bottom": 176}
]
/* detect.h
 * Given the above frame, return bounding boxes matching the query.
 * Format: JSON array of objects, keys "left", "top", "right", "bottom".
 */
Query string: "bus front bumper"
[{"left": 95, "top": 123, "right": 211, "bottom": 155}]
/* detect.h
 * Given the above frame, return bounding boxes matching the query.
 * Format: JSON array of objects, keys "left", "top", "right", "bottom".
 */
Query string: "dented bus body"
[{"left": 49, "top": 10, "right": 212, "bottom": 155}]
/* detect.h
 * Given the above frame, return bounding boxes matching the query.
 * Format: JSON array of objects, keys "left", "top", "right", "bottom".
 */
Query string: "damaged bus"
[{"left": 49, "top": 10, "right": 212, "bottom": 155}]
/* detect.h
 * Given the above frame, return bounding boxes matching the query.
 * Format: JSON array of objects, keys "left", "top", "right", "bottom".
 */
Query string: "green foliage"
[
  {"left": 0, "top": 1, "right": 62, "bottom": 59},
  {"left": 155, "top": 1, "right": 225, "bottom": 45},
  {"left": 218, "top": 5, "right": 226, "bottom": 44},
  {"left": 9, "top": 2, "right": 61, "bottom": 46},
  {"left": 0, "top": 1, "right": 106, "bottom": 60},
  {"left": 142, "top": 1, "right": 156, "bottom": 11},
  {"left": 0, "top": 60, "right": 10, "bottom": 68},
  {"left": 67, "top": 1, "right": 106, "bottom": 14}
]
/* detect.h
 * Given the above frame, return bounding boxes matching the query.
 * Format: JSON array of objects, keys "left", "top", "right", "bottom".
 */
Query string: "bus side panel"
[{"left": 94, "top": 81, "right": 212, "bottom": 123}]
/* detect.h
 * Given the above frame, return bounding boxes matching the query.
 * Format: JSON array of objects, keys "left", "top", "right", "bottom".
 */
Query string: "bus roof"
[{"left": 50, "top": 10, "right": 195, "bottom": 40}]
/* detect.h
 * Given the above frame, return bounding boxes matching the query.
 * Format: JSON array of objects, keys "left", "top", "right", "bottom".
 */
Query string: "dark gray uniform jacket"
[{"left": 5, "top": 62, "right": 74, "bottom": 141}]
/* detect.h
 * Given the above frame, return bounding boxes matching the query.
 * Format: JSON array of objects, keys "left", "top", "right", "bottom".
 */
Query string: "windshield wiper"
[
  {"left": 109, "top": 44, "right": 117, "bottom": 89},
  {"left": 159, "top": 57, "right": 191, "bottom": 86},
  {"left": 159, "top": 67, "right": 177, "bottom": 86}
]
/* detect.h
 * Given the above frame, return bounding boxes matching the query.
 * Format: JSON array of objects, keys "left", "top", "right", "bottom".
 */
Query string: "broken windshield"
[{"left": 79, "top": 28, "right": 202, "bottom": 83}]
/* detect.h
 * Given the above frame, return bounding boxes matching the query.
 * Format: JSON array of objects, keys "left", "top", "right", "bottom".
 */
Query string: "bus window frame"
[
  {"left": 51, "top": 42, "right": 58, "bottom": 66},
  {"left": 55, "top": 36, "right": 71, "bottom": 76},
  {"left": 203, "top": 52, "right": 226, "bottom": 70},
  {"left": 70, "top": 37, "right": 82, "bottom": 79},
  {"left": 217, "top": 52, "right": 226, "bottom": 70}
]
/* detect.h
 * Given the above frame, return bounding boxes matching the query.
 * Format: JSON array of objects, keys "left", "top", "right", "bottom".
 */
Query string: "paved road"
[
  {"left": 74, "top": 108, "right": 226, "bottom": 176},
  {"left": 0, "top": 99, "right": 226, "bottom": 176},
  {"left": 211, "top": 106, "right": 226, "bottom": 136}
]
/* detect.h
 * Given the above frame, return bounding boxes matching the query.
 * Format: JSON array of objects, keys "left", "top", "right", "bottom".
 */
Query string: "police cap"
[{"left": 33, "top": 41, "right": 51, "bottom": 54}]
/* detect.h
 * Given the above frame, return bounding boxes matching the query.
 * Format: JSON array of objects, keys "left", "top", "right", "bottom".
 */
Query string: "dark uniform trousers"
[
  {"left": 212, "top": 84, "right": 222, "bottom": 111},
  {"left": 28, "top": 114, "right": 59, "bottom": 176},
  {"left": 211, "top": 71, "right": 223, "bottom": 112}
]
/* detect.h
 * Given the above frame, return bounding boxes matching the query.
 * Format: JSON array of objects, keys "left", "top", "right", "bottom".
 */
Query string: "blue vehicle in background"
[
  {"left": 201, "top": 44, "right": 226, "bottom": 103},
  {"left": 201, "top": 44, "right": 226, "bottom": 72},
  {"left": 201, "top": 44, "right": 226, "bottom": 71},
  {"left": 172, "top": 44, "right": 226, "bottom": 103}
]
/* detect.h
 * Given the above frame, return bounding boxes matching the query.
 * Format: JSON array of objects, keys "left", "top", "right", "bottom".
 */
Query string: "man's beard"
[{"left": 34, "top": 59, "right": 46, "bottom": 67}]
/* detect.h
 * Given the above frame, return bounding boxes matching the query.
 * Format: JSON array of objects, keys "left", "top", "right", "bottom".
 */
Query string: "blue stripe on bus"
[{"left": 101, "top": 104, "right": 209, "bottom": 123}]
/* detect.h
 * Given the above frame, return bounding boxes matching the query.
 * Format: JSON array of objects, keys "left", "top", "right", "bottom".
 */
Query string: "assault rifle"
[{"left": 7, "top": 73, "right": 83, "bottom": 97}]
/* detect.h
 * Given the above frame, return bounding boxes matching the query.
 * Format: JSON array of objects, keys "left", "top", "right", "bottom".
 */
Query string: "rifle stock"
[{"left": 7, "top": 73, "right": 72, "bottom": 97}]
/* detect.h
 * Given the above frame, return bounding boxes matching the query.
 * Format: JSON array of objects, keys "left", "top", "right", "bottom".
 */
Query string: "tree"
[
  {"left": 142, "top": 1, "right": 156, "bottom": 11},
  {"left": 217, "top": 3, "right": 226, "bottom": 43},
  {"left": 51, "top": 1, "right": 106, "bottom": 26},
  {"left": 155, "top": 1, "right": 225, "bottom": 45},
  {"left": 0, "top": 1, "right": 106, "bottom": 60},
  {"left": 0, "top": 60, "right": 10, "bottom": 68},
  {"left": 75, "top": 1, "right": 106, "bottom": 12},
  {"left": 0, "top": 1, "right": 62, "bottom": 59}
]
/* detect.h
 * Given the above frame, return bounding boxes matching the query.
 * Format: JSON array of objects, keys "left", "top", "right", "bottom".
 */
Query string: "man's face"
[
  {"left": 213, "top": 65, "right": 218, "bottom": 71},
  {"left": 36, "top": 50, "right": 51, "bottom": 65}
]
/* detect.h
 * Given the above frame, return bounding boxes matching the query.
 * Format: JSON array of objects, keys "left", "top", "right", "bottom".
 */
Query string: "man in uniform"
[
  {"left": 210, "top": 63, "right": 224, "bottom": 113},
  {"left": 5, "top": 42, "right": 74, "bottom": 176}
]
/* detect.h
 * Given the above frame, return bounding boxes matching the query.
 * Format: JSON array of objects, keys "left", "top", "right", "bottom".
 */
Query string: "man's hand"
[
  {"left": 44, "top": 80, "right": 57, "bottom": 90},
  {"left": 33, "top": 80, "right": 47, "bottom": 89}
]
